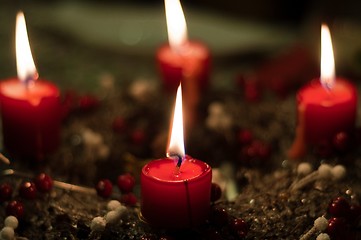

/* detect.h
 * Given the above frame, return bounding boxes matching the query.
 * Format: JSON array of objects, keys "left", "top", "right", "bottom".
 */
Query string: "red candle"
[
  {"left": 288, "top": 24, "right": 357, "bottom": 158},
  {"left": 157, "top": 41, "right": 211, "bottom": 93},
  {"left": 0, "top": 12, "right": 61, "bottom": 160},
  {"left": 141, "top": 84, "right": 212, "bottom": 229},
  {"left": 141, "top": 156, "right": 211, "bottom": 229},
  {"left": 156, "top": 0, "right": 211, "bottom": 94}
]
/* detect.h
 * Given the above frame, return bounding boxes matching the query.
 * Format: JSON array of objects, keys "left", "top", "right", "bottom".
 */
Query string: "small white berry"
[
  {"left": 331, "top": 165, "right": 346, "bottom": 181},
  {"left": 90, "top": 216, "right": 106, "bottom": 231},
  {"left": 107, "top": 200, "right": 121, "bottom": 211},
  {"left": 0, "top": 227, "right": 14, "bottom": 240},
  {"left": 115, "top": 205, "right": 127, "bottom": 215},
  {"left": 82, "top": 129, "right": 103, "bottom": 146},
  {"left": 97, "top": 144, "right": 110, "bottom": 159},
  {"left": 318, "top": 164, "right": 332, "bottom": 179},
  {"left": 129, "top": 79, "right": 155, "bottom": 103},
  {"left": 208, "top": 102, "right": 224, "bottom": 116},
  {"left": 316, "top": 233, "right": 330, "bottom": 240},
  {"left": 314, "top": 216, "right": 328, "bottom": 231},
  {"left": 105, "top": 210, "right": 120, "bottom": 224},
  {"left": 297, "top": 162, "right": 313, "bottom": 176},
  {"left": 4, "top": 216, "right": 18, "bottom": 229}
]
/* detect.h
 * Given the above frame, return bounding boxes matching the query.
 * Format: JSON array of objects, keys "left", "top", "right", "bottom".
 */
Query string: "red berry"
[
  {"left": 211, "top": 183, "right": 222, "bottom": 202},
  {"left": 120, "top": 192, "right": 137, "bottom": 206},
  {"left": 240, "top": 140, "right": 271, "bottom": 165},
  {"left": 34, "top": 173, "right": 53, "bottom": 193},
  {"left": 238, "top": 129, "right": 253, "bottom": 145},
  {"left": 240, "top": 143, "right": 258, "bottom": 162},
  {"left": 327, "top": 217, "right": 349, "bottom": 239},
  {"left": 131, "top": 129, "right": 146, "bottom": 145},
  {"left": 0, "top": 183, "right": 13, "bottom": 202},
  {"left": 6, "top": 200, "right": 24, "bottom": 218},
  {"left": 19, "top": 181, "right": 37, "bottom": 200},
  {"left": 117, "top": 173, "right": 135, "bottom": 193},
  {"left": 244, "top": 80, "right": 262, "bottom": 103},
  {"left": 210, "top": 207, "right": 228, "bottom": 226},
  {"left": 328, "top": 197, "right": 350, "bottom": 218},
  {"left": 112, "top": 117, "right": 127, "bottom": 134},
  {"left": 79, "top": 95, "right": 99, "bottom": 111},
  {"left": 255, "top": 141, "right": 272, "bottom": 160},
  {"left": 95, "top": 179, "right": 113, "bottom": 198},
  {"left": 333, "top": 131, "right": 350, "bottom": 152},
  {"left": 230, "top": 218, "right": 249, "bottom": 235}
]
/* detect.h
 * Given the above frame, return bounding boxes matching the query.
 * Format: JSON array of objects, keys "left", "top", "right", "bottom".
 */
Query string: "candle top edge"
[
  {"left": 0, "top": 79, "right": 60, "bottom": 106},
  {"left": 298, "top": 78, "right": 357, "bottom": 106},
  {"left": 142, "top": 157, "right": 211, "bottom": 183}
]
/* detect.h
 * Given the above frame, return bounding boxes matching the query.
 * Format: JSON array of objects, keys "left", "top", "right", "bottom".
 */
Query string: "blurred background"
[{"left": 0, "top": 0, "right": 361, "bottom": 92}]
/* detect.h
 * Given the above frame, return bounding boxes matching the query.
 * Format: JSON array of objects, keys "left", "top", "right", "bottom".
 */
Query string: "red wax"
[
  {"left": 0, "top": 79, "right": 61, "bottom": 160},
  {"left": 156, "top": 41, "right": 211, "bottom": 94},
  {"left": 297, "top": 79, "right": 357, "bottom": 144},
  {"left": 141, "top": 156, "right": 212, "bottom": 229}
]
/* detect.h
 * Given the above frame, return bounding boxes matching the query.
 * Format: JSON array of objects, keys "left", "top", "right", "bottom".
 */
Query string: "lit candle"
[
  {"left": 141, "top": 84, "right": 212, "bottom": 229},
  {"left": 156, "top": 0, "right": 211, "bottom": 94},
  {"left": 0, "top": 12, "right": 61, "bottom": 161},
  {"left": 288, "top": 24, "right": 357, "bottom": 159}
]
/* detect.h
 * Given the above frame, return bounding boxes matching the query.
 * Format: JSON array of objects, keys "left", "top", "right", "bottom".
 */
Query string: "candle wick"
[
  {"left": 167, "top": 153, "right": 183, "bottom": 175},
  {"left": 23, "top": 72, "right": 38, "bottom": 90}
]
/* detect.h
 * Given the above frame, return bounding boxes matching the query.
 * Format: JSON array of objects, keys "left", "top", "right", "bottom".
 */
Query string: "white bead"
[
  {"left": 297, "top": 162, "right": 313, "bottom": 176},
  {"left": 318, "top": 164, "right": 332, "bottom": 179},
  {"left": 219, "top": 115, "right": 233, "bottom": 130},
  {"left": 90, "top": 216, "right": 106, "bottom": 231},
  {"left": 82, "top": 129, "right": 103, "bottom": 146},
  {"left": 316, "top": 233, "right": 330, "bottom": 240},
  {"left": 314, "top": 216, "right": 328, "bottom": 231},
  {"left": 107, "top": 200, "right": 121, "bottom": 211},
  {"left": 208, "top": 102, "right": 224, "bottom": 116},
  {"left": 105, "top": 210, "right": 120, "bottom": 223},
  {"left": 115, "top": 205, "right": 127, "bottom": 215},
  {"left": 206, "top": 116, "right": 219, "bottom": 130},
  {"left": 97, "top": 144, "right": 110, "bottom": 159},
  {"left": 4, "top": 216, "right": 18, "bottom": 229},
  {"left": 129, "top": 80, "right": 155, "bottom": 103},
  {"left": 331, "top": 165, "right": 346, "bottom": 181},
  {"left": 0, "top": 227, "right": 14, "bottom": 240}
]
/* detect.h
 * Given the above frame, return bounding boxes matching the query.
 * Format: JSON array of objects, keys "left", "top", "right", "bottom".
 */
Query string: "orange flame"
[
  {"left": 16, "top": 11, "right": 38, "bottom": 86},
  {"left": 164, "top": 0, "right": 188, "bottom": 52},
  {"left": 167, "top": 84, "right": 185, "bottom": 159},
  {"left": 320, "top": 24, "right": 335, "bottom": 90}
]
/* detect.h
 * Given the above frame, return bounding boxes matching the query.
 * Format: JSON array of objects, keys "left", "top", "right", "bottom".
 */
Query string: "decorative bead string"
[
  {"left": 90, "top": 200, "right": 127, "bottom": 232},
  {"left": 290, "top": 163, "right": 346, "bottom": 192},
  {"left": 299, "top": 216, "right": 328, "bottom": 240},
  {"left": 2, "top": 169, "right": 96, "bottom": 195}
]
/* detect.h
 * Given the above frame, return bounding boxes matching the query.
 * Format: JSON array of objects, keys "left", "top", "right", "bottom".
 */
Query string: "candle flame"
[
  {"left": 164, "top": 0, "right": 188, "bottom": 52},
  {"left": 16, "top": 11, "right": 38, "bottom": 86},
  {"left": 167, "top": 84, "right": 185, "bottom": 163},
  {"left": 320, "top": 24, "right": 335, "bottom": 90}
]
